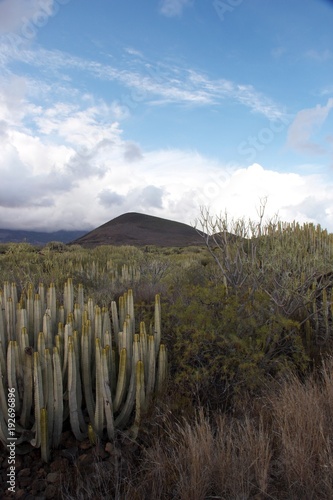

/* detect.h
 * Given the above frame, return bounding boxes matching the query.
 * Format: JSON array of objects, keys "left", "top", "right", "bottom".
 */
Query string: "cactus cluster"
[
  {"left": 76, "top": 259, "right": 141, "bottom": 284},
  {"left": 0, "top": 279, "right": 167, "bottom": 461}
]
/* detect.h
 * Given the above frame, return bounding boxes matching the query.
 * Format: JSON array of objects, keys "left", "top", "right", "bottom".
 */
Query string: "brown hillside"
[{"left": 71, "top": 212, "right": 207, "bottom": 248}]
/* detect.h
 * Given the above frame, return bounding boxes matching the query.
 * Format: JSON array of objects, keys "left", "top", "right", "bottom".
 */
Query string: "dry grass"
[
  {"left": 61, "top": 358, "right": 333, "bottom": 499},
  {"left": 213, "top": 414, "right": 272, "bottom": 499},
  {"left": 132, "top": 410, "right": 273, "bottom": 500},
  {"left": 269, "top": 361, "right": 333, "bottom": 499}
]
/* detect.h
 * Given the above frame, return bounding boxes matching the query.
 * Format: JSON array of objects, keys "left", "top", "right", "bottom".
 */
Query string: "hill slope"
[{"left": 71, "top": 212, "right": 206, "bottom": 247}]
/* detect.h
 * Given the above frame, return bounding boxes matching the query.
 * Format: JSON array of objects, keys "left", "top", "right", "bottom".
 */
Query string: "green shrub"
[{"left": 163, "top": 282, "right": 309, "bottom": 411}]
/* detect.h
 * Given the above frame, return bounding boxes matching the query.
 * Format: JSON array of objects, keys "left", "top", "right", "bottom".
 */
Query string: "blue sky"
[{"left": 0, "top": 0, "right": 333, "bottom": 232}]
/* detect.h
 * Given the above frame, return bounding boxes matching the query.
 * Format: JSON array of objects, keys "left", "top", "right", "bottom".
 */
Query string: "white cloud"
[
  {"left": 124, "top": 47, "right": 144, "bottom": 58},
  {"left": 159, "top": 0, "right": 192, "bottom": 17},
  {"left": 0, "top": 41, "right": 286, "bottom": 121},
  {"left": 305, "top": 49, "right": 332, "bottom": 62},
  {"left": 0, "top": 75, "right": 28, "bottom": 125},
  {"left": 0, "top": 0, "right": 58, "bottom": 37},
  {"left": 217, "top": 164, "right": 317, "bottom": 220},
  {"left": 321, "top": 85, "right": 333, "bottom": 96},
  {"left": 286, "top": 98, "right": 333, "bottom": 154}
]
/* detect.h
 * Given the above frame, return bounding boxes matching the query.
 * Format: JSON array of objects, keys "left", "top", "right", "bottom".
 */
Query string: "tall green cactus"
[
  {"left": 0, "top": 280, "right": 167, "bottom": 462},
  {"left": 52, "top": 346, "right": 63, "bottom": 447}
]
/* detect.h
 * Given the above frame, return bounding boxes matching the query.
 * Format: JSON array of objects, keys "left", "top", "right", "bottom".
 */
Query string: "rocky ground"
[{"left": 0, "top": 430, "right": 140, "bottom": 500}]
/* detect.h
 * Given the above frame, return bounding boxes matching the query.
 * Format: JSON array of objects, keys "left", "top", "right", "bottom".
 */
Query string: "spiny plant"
[
  {"left": 0, "top": 243, "right": 144, "bottom": 295},
  {"left": 196, "top": 207, "right": 333, "bottom": 330},
  {"left": 0, "top": 279, "right": 167, "bottom": 462}
]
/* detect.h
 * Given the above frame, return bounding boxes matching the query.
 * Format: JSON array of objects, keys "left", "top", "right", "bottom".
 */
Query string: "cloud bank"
[{"left": 0, "top": 83, "right": 332, "bottom": 233}]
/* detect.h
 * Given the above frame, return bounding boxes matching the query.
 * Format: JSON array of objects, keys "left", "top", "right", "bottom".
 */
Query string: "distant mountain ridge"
[
  {"left": 71, "top": 212, "right": 206, "bottom": 248},
  {"left": 0, "top": 228, "right": 87, "bottom": 246}
]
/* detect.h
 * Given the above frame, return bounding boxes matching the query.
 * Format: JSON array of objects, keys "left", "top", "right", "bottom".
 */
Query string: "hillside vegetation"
[{"left": 1, "top": 212, "right": 333, "bottom": 499}]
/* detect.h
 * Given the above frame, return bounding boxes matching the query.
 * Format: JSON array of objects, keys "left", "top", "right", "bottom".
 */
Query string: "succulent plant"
[{"left": 0, "top": 279, "right": 167, "bottom": 462}]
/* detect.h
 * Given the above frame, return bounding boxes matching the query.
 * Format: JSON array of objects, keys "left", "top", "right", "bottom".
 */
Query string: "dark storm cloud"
[
  {"left": 98, "top": 189, "right": 125, "bottom": 207},
  {"left": 0, "top": 152, "right": 73, "bottom": 208},
  {"left": 97, "top": 185, "right": 165, "bottom": 211}
]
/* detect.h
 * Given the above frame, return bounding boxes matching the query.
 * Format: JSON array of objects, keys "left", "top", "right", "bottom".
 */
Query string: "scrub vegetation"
[{"left": 1, "top": 210, "right": 333, "bottom": 499}]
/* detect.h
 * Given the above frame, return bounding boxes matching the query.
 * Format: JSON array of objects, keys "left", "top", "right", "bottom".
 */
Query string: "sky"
[{"left": 0, "top": 0, "right": 333, "bottom": 233}]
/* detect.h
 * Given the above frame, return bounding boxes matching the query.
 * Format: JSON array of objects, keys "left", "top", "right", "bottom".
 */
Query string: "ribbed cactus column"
[
  {"left": 47, "top": 283, "right": 57, "bottom": 333},
  {"left": 44, "top": 349, "right": 54, "bottom": 443},
  {"left": 20, "top": 346, "right": 33, "bottom": 428},
  {"left": 101, "top": 346, "right": 114, "bottom": 440},
  {"left": 7, "top": 341, "right": 20, "bottom": 412},
  {"left": 52, "top": 346, "right": 63, "bottom": 447},
  {"left": 33, "top": 293, "right": 42, "bottom": 348},
  {"left": 68, "top": 339, "right": 87, "bottom": 440},
  {"left": 139, "top": 322, "right": 148, "bottom": 383},
  {"left": 5, "top": 297, "right": 15, "bottom": 342},
  {"left": 16, "top": 305, "right": 27, "bottom": 345},
  {"left": 94, "top": 338, "right": 104, "bottom": 437},
  {"left": 26, "top": 284, "right": 34, "bottom": 345},
  {"left": 77, "top": 283, "right": 84, "bottom": 311},
  {"left": 31, "top": 352, "right": 44, "bottom": 449},
  {"left": 115, "top": 334, "right": 141, "bottom": 429},
  {"left": 113, "top": 347, "right": 127, "bottom": 412},
  {"left": 64, "top": 278, "right": 74, "bottom": 320},
  {"left": 118, "top": 295, "right": 125, "bottom": 330},
  {"left": 111, "top": 300, "right": 120, "bottom": 345},
  {"left": 38, "top": 283, "right": 45, "bottom": 313},
  {"left": 127, "top": 289, "right": 135, "bottom": 335},
  {"left": 154, "top": 294, "right": 161, "bottom": 356},
  {"left": 102, "top": 306, "right": 111, "bottom": 337},
  {"left": 43, "top": 310, "right": 52, "bottom": 350},
  {"left": 131, "top": 359, "right": 145, "bottom": 438},
  {"left": 74, "top": 303, "right": 82, "bottom": 333},
  {"left": 81, "top": 321, "right": 95, "bottom": 425},
  {"left": 0, "top": 306, "right": 6, "bottom": 357},
  {"left": 146, "top": 335, "right": 156, "bottom": 399}
]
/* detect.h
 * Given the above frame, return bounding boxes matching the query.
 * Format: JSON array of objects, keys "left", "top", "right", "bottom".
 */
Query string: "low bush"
[{"left": 163, "top": 281, "right": 309, "bottom": 411}]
